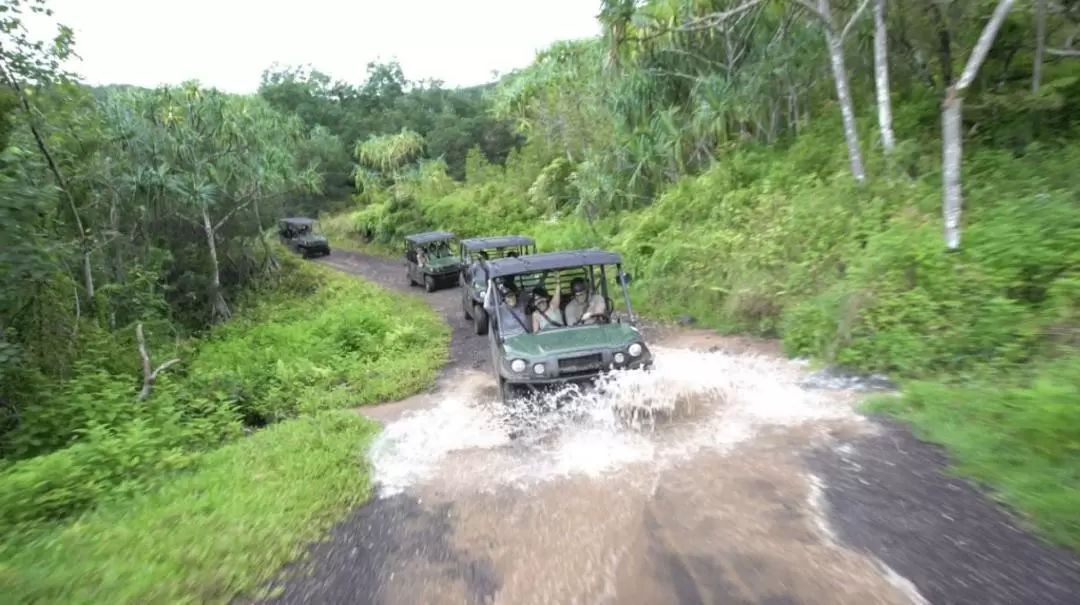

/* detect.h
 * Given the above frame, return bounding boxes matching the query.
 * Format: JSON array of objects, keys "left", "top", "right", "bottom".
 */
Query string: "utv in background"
[
  {"left": 404, "top": 231, "right": 463, "bottom": 292},
  {"left": 459, "top": 235, "right": 537, "bottom": 335},
  {"left": 278, "top": 217, "right": 331, "bottom": 258}
]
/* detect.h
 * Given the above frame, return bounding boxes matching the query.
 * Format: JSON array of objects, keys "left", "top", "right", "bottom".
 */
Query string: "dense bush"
[
  {"left": 1, "top": 410, "right": 380, "bottom": 605},
  {"left": 0, "top": 255, "right": 448, "bottom": 537},
  {"left": 866, "top": 355, "right": 1080, "bottom": 550}
]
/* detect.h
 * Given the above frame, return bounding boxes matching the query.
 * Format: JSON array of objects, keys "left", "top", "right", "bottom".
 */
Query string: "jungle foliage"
[{"left": 0, "top": 0, "right": 449, "bottom": 600}]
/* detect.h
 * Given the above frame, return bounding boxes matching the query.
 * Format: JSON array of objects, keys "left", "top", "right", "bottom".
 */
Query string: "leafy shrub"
[
  {"left": 866, "top": 355, "right": 1080, "bottom": 550},
  {"left": 0, "top": 411, "right": 380, "bottom": 605},
  {"left": 0, "top": 258, "right": 447, "bottom": 533}
]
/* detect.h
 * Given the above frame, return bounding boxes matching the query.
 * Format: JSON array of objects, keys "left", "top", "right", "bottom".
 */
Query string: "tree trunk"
[
  {"left": 823, "top": 26, "right": 867, "bottom": 182},
  {"left": 200, "top": 204, "right": 231, "bottom": 320},
  {"left": 873, "top": 0, "right": 896, "bottom": 152},
  {"left": 252, "top": 197, "right": 279, "bottom": 273},
  {"left": 1033, "top": 0, "right": 1046, "bottom": 92},
  {"left": 941, "top": 90, "right": 963, "bottom": 250},
  {"left": 940, "top": 0, "right": 1016, "bottom": 250}
]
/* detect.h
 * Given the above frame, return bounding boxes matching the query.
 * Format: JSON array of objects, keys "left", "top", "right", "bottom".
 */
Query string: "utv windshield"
[{"left": 487, "top": 263, "right": 632, "bottom": 336}]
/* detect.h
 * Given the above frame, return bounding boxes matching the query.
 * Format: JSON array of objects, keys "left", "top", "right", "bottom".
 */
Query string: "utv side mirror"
[{"left": 620, "top": 272, "right": 633, "bottom": 285}]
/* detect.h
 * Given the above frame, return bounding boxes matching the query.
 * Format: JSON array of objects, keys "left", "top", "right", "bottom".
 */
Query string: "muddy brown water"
[{"left": 253, "top": 249, "right": 1080, "bottom": 605}]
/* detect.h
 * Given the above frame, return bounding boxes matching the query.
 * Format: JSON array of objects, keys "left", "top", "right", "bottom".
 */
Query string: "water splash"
[{"left": 369, "top": 346, "right": 863, "bottom": 496}]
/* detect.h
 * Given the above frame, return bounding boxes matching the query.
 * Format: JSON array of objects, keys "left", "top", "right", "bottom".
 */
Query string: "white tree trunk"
[
  {"left": 873, "top": 0, "right": 896, "bottom": 152},
  {"left": 940, "top": 0, "right": 1016, "bottom": 250},
  {"left": 1033, "top": 0, "right": 1046, "bottom": 92},
  {"left": 941, "top": 91, "right": 963, "bottom": 251},
  {"left": 823, "top": 26, "right": 867, "bottom": 182},
  {"left": 200, "top": 204, "right": 231, "bottom": 320}
]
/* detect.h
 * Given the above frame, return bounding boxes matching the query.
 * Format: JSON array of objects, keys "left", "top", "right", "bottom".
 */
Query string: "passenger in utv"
[
  {"left": 470, "top": 250, "right": 489, "bottom": 284},
  {"left": 531, "top": 275, "right": 565, "bottom": 333},
  {"left": 564, "top": 277, "right": 606, "bottom": 326},
  {"left": 484, "top": 279, "right": 530, "bottom": 335}
]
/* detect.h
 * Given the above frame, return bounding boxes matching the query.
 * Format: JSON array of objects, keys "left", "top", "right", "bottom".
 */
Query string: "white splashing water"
[{"left": 369, "top": 346, "right": 862, "bottom": 496}]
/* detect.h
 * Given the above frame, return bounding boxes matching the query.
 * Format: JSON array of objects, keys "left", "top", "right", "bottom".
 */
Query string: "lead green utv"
[
  {"left": 480, "top": 250, "right": 653, "bottom": 404},
  {"left": 404, "top": 231, "right": 463, "bottom": 292}
]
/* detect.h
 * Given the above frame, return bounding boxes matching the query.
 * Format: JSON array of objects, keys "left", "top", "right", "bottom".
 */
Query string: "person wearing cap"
[
  {"left": 530, "top": 275, "right": 565, "bottom": 333},
  {"left": 564, "top": 276, "right": 606, "bottom": 326}
]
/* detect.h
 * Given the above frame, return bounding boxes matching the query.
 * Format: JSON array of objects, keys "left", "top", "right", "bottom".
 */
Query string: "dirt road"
[{"left": 256, "top": 249, "right": 1080, "bottom": 605}]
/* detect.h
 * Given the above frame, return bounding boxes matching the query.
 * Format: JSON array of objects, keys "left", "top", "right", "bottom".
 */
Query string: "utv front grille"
[{"left": 558, "top": 354, "right": 603, "bottom": 373}]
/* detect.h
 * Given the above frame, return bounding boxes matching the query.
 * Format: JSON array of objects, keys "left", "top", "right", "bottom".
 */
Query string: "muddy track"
[{"left": 253, "top": 248, "right": 1080, "bottom": 605}]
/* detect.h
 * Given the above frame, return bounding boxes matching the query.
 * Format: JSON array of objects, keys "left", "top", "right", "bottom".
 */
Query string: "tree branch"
[
  {"left": 213, "top": 197, "right": 256, "bottom": 232},
  {"left": 135, "top": 322, "right": 180, "bottom": 402},
  {"left": 1045, "top": 47, "right": 1080, "bottom": 56},
  {"left": 955, "top": 0, "right": 1018, "bottom": 92},
  {"left": 840, "top": 0, "right": 872, "bottom": 42}
]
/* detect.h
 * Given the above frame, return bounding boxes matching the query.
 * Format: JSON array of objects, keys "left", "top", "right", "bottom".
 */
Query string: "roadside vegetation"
[
  {"left": 295, "top": 2, "right": 1080, "bottom": 550},
  {"left": 0, "top": 1, "right": 450, "bottom": 601}
]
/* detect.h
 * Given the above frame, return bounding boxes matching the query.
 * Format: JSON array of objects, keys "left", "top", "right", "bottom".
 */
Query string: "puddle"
[
  {"left": 350, "top": 340, "right": 927, "bottom": 605},
  {"left": 369, "top": 346, "right": 866, "bottom": 496}
]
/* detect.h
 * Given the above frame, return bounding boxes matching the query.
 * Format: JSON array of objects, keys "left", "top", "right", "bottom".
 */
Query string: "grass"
[
  {"left": 863, "top": 355, "right": 1080, "bottom": 551},
  {"left": 0, "top": 252, "right": 451, "bottom": 604},
  {"left": 319, "top": 211, "right": 397, "bottom": 257},
  {"left": 0, "top": 411, "right": 379, "bottom": 604}
]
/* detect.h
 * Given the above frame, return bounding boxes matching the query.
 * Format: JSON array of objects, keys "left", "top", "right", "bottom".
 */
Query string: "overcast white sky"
[{"left": 31, "top": 0, "right": 603, "bottom": 92}]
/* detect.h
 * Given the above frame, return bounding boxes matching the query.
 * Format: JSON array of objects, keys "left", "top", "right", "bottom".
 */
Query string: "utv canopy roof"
[
  {"left": 405, "top": 231, "right": 456, "bottom": 245},
  {"left": 485, "top": 249, "right": 623, "bottom": 279},
  {"left": 460, "top": 235, "right": 535, "bottom": 251},
  {"left": 281, "top": 217, "right": 316, "bottom": 225}
]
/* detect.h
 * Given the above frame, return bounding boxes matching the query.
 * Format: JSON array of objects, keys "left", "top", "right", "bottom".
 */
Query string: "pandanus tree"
[{"left": 98, "top": 84, "right": 320, "bottom": 321}]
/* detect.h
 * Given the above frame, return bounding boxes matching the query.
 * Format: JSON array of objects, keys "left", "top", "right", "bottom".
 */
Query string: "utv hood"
[
  {"left": 502, "top": 323, "right": 642, "bottom": 358},
  {"left": 297, "top": 234, "right": 328, "bottom": 245},
  {"left": 427, "top": 256, "right": 462, "bottom": 269}
]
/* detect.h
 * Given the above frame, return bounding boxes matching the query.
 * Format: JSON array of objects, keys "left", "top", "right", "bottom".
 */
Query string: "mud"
[{"left": 252, "top": 249, "right": 1080, "bottom": 605}]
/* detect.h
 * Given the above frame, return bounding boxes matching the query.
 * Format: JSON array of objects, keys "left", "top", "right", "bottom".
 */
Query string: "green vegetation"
[
  {"left": 865, "top": 356, "right": 1080, "bottom": 551},
  {"left": 0, "top": 254, "right": 447, "bottom": 602},
  {"left": 1, "top": 411, "right": 379, "bottom": 605},
  {"left": 315, "top": 2, "right": 1080, "bottom": 549},
  {"left": 1, "top": 1, "right": 453, "bottom": 600}
]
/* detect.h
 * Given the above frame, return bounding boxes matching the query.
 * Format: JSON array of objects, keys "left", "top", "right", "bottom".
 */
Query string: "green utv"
[
  {"left": 480, "top": 249, "right": 653, "bottom": 404},
  {"left": 459, "top": 235, "right": 537, "bottom": 335},
  {"left": 404, "top": 231, "right": 463, "bottom": 292},
  {"left": 278, "top": 217, "right": 331, "bottom": 258}
]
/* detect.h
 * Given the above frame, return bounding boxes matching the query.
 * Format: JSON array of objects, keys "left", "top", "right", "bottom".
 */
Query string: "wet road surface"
[{"left": 250, "top": 249, "right": 1080, "bottom": 605}]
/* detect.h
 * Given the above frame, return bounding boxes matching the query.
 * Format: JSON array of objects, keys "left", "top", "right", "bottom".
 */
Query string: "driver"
[{"left": 563, "top": 277, "right": 606, "bottom": 326}]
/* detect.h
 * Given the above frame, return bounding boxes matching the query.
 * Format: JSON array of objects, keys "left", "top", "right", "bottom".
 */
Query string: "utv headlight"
[
  {"left": 613, "top": 352, "right": 626, "bottom": 364},
  {"left": 628, "top": 343, "right": 644, "bottom": 357},
  {"left": 533, "top": 363, "right": 545, "bottom": 375},
  {"left": 510, "top": 359, "right": 527, "bottom": 373}
]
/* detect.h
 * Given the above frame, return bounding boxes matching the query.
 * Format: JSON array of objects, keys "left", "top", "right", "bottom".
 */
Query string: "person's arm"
[
  {"left": 532, "top": 312, "right": 540, "bottom": 333},
  {"left": 483, "top": 280, "right": 496, "bottom": 313},
  {"left": 550, "top": 272, "right": 562, "bottom": 309},
  {"left": 582, "top": 294, "right": 605, "bottom": 321}
]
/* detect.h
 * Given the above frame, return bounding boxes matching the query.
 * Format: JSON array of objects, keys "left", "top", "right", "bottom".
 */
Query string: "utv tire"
[
  {"left": 473, "top": 305, "right": 489, "bottom": 335},
  {"left": 424, "top": 275, "right": 436, "bottom": 293},
  {"left": 500, "top": 379, "right": 523, "bottom": 405}
]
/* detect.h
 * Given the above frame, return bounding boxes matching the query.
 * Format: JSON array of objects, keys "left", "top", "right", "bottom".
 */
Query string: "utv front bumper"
[{"left": 499, "top": 348, "right": 653, "bottom": 385}]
